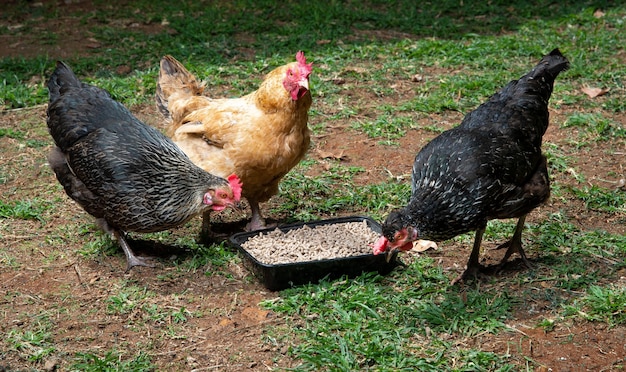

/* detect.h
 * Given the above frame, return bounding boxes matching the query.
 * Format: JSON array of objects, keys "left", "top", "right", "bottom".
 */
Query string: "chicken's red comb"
[
  {"left": 296, "top": 51, "right": 312, "bottom": 76},
  {"left": 227, "top": 174, "right": 242, "bottom": 201}
]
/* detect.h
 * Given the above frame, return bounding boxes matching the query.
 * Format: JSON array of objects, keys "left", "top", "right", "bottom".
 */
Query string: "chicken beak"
[{"left": 299, "top": 78, "right": 309, "bottom": 91}]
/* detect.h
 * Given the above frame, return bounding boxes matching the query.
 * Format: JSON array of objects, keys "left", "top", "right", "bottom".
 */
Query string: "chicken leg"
[
  {"left": 113, "top": 230, "right": 156, "bottom": 272},
  {"left": 492, "top": 215, "right": 532, "bottom": 270},
  {"left": 200, "top": 210, "right": 221, "bottom": 241},
  {"left": 453, "top": 216, "right": 532, "bottom": 284},
  {"left": 246, "top": 200, "right": 266, "bottom": 231},
  {"left": 451, "top": 226, "right": 487, "bottom": 285}
]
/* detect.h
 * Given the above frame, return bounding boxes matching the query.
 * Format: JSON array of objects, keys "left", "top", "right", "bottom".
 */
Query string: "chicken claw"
[{"left": 114, "top": 231, "right": 156, "bottom": 272}]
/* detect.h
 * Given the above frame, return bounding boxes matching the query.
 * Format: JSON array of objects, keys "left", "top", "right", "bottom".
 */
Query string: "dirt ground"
[{"left": 1, "top": 2, "right": 625, "bottom": 371}]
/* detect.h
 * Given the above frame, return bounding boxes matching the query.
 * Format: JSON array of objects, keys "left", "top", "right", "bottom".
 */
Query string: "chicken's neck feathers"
[{"left": 253, "top": 77, "right": 312, "bottom": 118}]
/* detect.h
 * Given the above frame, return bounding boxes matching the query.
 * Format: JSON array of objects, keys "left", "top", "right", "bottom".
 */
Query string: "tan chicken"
[{"left": 156, "top": 51, "right": 313, "bottom": 233}]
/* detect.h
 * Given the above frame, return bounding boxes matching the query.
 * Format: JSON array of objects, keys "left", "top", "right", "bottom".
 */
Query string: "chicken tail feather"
[
  {"left": 156, "top": 55, "right": 205, "bottom": 120},
  {"left": 489, "top": 48, "right": 569, "bottom": 134},
  {"left": 516, "top": 48, "right": 570, "bottom": 104},
  {"left": 47, "top": 61, "right": 82, "bottom": 103},
  {"left": 531, "top": 48, "right": 570, "bottom": 82}
]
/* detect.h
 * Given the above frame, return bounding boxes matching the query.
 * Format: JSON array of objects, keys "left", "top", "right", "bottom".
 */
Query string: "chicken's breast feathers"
[{"left": 156, "top": 53, "right": 312, "bottom": 204}]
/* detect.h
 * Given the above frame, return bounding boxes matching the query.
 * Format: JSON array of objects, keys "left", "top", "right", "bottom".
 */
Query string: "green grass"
[
  {"left": 275, "top": 160, "right": 411, "bottom": 221},
  {"left": 105, "top": 284, "right": 194, "bottom": 326},
  {"left": 6, "top": 313, "right": 56, "bottom": 363},
  {"left": 71, "top": 350, "right": 154, "bottom": 372},
  {"left": 262, "top": 260, "right": 517, "bottom": 370},
  {"left": 106, "top": 285, "right": 151, "bottom": 315},
  {"left": 565, "top": 285, "right": 626, "bottom": 327},
  {"left": 543, "top": 142, "right": 575, "bottom": 176},
  {"left": 3, "top": 1, "right": 625, "bottom": 109},
  {"left": 562, "top": 112, "right": 626, "bottom": 146},
  {"left": 570, "top": 185, "right": 626, "bottom": 213},
  {"left": 0, "top": 199, "right": 49, "bottom": 222},
  {"left": 171, "top": 239, "right": 239, "bottom": 275},
  {"left": 352, "top": 112, "right": 418, "bottom": 142},
  {"left": 0, "top": 128, "right": 27, "bottom": 139},
  {"left": 529, "top": 213, "right": 626, "bottom": 291},
  {"left": 75, "top": 226, "right": 240, "bottom": 275}
]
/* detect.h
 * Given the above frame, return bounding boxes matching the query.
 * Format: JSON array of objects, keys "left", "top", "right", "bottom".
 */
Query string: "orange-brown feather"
[{"left": 156, "top": 55, "right": 312, "bottom": 206}]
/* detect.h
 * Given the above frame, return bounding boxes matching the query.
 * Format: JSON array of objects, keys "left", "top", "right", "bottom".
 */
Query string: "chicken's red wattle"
[{"left": 373, "top": 236, "right": 389, "bottom": 255}]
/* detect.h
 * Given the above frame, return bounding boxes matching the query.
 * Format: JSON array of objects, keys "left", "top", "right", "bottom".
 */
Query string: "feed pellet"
[{"left": 241, "top": 220, "right": 379, "bottom": 264}]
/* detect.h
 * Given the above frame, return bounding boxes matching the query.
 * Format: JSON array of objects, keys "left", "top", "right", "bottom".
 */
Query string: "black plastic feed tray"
[{"left": 229, "top": 216, "right": 400, "bottom": 291}]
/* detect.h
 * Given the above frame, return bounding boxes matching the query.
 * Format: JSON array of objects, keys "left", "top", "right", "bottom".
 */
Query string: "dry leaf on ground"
[{"left": 581, "top": 86, "right": 609, "bottom": 98}]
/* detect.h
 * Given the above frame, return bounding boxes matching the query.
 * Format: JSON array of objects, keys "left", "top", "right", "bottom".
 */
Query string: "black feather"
[
  {"left": 46, "top": 61, "right": 230, "bottom": 234},
  {"left": 383, "top": 49, "right": 569, "bottom": 244}
]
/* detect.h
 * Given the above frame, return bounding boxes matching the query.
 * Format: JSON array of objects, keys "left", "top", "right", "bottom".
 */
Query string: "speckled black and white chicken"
[
  {"left": 374, "top": 49, "right": 569, "bottom": 283},
  {"left": 46, "top": 61, "right": 242, "bottom": 272}
]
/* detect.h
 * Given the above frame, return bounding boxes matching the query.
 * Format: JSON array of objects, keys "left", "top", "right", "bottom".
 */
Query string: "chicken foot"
[
  {"left": 452, "top": 216, "right": 532, "bottom": 284},
  {"left": 246, "top": 200, "right": 268, "bottom": 231},
  {"left": 114, "top": 230, "right": 156, "bottom": 272},
  {"left": 451, "top": 226, "right": 488, "bottom": 285},
  {"left": 491, "top": 215, "right": 532, "bottom": 270}
]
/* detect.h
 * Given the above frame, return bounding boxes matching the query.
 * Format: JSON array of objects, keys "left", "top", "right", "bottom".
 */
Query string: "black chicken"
[
  {"left": 46, "top": 61, "right": 243, "bottom": 272},
  {"left": 374, "top": 49, "right": 569, "bottom": 283}
]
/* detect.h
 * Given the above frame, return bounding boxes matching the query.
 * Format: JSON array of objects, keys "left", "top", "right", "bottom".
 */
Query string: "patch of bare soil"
[
  {"left": 0, "top": 0, "right": 168, "bottom": 62},
  {"left": 1, "top": 1, "right": 625, "bottom": 371},
  {"left": 1, "top": 107, "right": 295, "bottom": 371}
]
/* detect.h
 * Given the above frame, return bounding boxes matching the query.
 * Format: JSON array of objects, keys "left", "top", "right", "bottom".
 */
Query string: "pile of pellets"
[{"left": 241, "top": 220, "right": 380, "bottom": 265}]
